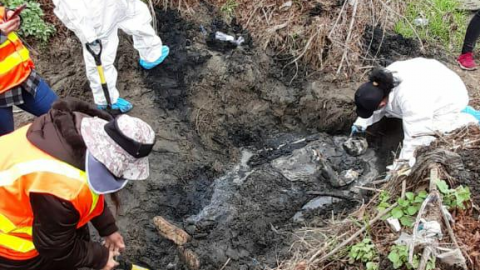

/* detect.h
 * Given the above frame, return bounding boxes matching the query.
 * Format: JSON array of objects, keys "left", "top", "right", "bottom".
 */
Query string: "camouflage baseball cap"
[{"left": 81, "top": 115, "right": 156, "bottom": 194}]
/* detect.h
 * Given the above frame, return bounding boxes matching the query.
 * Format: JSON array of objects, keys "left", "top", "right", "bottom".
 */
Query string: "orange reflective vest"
[
  {"left": 0, "top": 6, "right": 34, "bottom": 93},
  {"left": 0, "top": 125, "right": 104, "bottom": 261}
]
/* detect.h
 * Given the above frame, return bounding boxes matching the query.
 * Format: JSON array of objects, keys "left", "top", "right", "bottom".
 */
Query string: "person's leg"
[
  {"left": 82, "top": 33, "right": 121, "bottom": 107},
  {"left": 17, "top": 78, "right": 58, "bottom": 117},
  {"left": 0, "top": 106, "right": 14, "bottom": 136},
  {"left": 462, "top": 105, "right": 480, "bottom": 122},
  {"left": 458, "top": 10, "right": 480, "bottom": 70},
  {"left": 462, "top": 11, "right": 480, "bottom": 54},
  {"left": 118, "top": 0, "right": 168, "bottom": 68}
]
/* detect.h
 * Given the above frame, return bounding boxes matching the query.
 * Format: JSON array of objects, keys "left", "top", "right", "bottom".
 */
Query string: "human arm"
[
  {"left": 352, "top": 110, "right": 386, "bottom": 133},
  {"left": 90, "top": 201, "right": 125, "bottom": 251},
  {"left": 30, "top": 193, "right": 109, "bottom": 269}
]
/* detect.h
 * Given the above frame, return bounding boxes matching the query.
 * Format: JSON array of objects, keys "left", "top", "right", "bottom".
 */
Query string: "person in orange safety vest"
[
  {"left": 0, "top": 98, "right": 156, "bottom": 270},
  {"left": 0, "top": 3, "right": 57, "bottom": 136}
]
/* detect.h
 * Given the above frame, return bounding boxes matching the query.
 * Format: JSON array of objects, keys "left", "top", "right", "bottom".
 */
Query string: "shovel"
[
  {"left": 115, "top": 255, "right": 153, "bottom": 270},
  {"left": 85, "top": 40, "right": 119, "bottom": 115}
]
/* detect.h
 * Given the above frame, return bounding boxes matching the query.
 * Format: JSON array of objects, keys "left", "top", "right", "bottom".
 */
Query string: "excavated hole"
[{"left": 35, "top": 6, "right": 414, "bottom": 270}]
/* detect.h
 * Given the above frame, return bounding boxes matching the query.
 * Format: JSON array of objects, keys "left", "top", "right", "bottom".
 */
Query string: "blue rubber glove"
[{"left": 351, "top": 125, "right": 365, "bottom": 136}]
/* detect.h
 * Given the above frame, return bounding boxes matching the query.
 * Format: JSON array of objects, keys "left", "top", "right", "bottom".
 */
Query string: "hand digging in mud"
[{"left": 103, "top": 231, "right": 126, "bottom": 252}]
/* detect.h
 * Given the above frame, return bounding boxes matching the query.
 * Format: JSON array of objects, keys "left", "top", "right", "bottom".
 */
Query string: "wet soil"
[
  {"left": 363, "top": 25, "right": 422, "bottom": 67},
  {"left": 28, "top": 4, "right": 410, "bottom": 270}
]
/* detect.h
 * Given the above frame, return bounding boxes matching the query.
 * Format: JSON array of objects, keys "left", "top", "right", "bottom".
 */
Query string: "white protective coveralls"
[
  {"left": 52, "top": 0, "right": 163, "bottom": 105},
  {"left": 354, "top": 58, "right": 477, "bottom": 164}
]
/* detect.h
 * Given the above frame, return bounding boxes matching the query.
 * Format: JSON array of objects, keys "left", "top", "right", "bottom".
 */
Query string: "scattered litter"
[
  {"left": 436, "top": 247, "right": 466, "bottom": 267},
  {"left": 387, "top": 217, "right": 401, "bottom": 232},
  {"left": 215, "top": 31, "right": 245, "bottom": 46},
  {"left": 417, "top": 219, "right": 443, "bottom": 240},
  {"left": 413, "top": 18, "right": 429, "bottom": 26}
]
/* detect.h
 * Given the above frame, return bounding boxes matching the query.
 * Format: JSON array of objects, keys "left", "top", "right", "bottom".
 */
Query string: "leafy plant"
[
  {"left": 4, "top": 0, "right": 55, "bottom": 42},
  {"left": 392, "top": 191, "right": 428, "bottom": 227},
  {"left": 348, "top": 238, "right": 379, "bottom": 270},
  {"left": 388, "top": 245, "right": 419, "bottom": 269},
  {"left": 376, "top": 190, "right": 391, "bottom": 215},
  {"left": 220, "top": 0, "right": 238, "bottom": 18},
  {"left": 388, "top": 244, "right": 435, "bottom": 269},
  {"left": 394, "top": 0, "right": 467, "bottom": 50},
  {"left": 377, "top": 190, "right": 428, "bottom": 227},
  {"left": 436, "top": 180, "right": 471, "bottom": 210}
]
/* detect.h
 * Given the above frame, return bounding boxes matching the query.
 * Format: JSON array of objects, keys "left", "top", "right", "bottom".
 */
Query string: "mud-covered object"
[{"left": 343, "top": 137, "right": 368, "bottom": 156}]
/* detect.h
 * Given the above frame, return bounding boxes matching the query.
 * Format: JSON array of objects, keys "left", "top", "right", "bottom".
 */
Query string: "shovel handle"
[{"left": 85, "top": 40, "right": 103, "bottom": 66}]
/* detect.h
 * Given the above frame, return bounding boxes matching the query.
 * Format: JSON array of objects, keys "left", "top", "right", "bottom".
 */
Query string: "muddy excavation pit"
[{"left": 35, "top": 6, "right": 412, "bottom": 270}]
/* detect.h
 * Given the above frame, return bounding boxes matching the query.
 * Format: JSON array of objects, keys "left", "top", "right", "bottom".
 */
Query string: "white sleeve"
[
  {"left": 53, "top": 1, "right": 97, "bottom": 43},
  {"left": 398, "top": 111, "right": 436, "bottom": 161},
  {"left": 353, "top": 110, "right": 386, "bottom": 129}
]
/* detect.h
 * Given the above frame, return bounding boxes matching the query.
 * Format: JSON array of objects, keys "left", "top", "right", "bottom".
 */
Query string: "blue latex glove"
[{"left": 351, "top": 125, "right": 365, "bottom": 136}]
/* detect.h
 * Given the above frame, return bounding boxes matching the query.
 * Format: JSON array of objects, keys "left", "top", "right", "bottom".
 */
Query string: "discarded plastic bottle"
[
  {"left": 214, "top": 31, "right": 245, "bottom": 46},
  {"left": 413, "top": 18, "right": 429, "bottom": 26},
  {"left": 215, "top": 31, "right": 235, "bottom": 42}
]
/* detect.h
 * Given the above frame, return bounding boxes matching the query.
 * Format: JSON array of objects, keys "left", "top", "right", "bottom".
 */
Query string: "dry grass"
[{"left": 154, "top": 0, "right": 413, "bottom": 79}]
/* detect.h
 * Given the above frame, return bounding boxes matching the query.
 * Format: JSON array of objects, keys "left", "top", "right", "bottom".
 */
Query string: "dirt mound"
[{"left": 364, "top": 26, "right": 422, "bottom": 67}]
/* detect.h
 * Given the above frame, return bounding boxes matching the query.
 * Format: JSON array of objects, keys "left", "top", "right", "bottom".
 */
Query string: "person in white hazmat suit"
[
  {"left": 52, "top": 0, "right": 169, "bottom": 113},
  {"left": 351, "top": 57, "right": 480, "bottom": 166}
]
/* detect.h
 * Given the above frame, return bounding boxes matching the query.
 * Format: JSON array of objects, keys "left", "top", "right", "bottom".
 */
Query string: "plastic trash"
[
  {"left": 436, "top": 247, "right": 466, "bottom": 267},
  {"left": 215, "top": 31, "right": 245, "bottom": 46},
  {"left": 413, "top": 18, "right": 429, "bottom": 26},
  {"left": 417, "top": 219, "right": 443, "bottom": 240},
  {"left": 387, "top": 217, "right": 401, "bottom": 232}
]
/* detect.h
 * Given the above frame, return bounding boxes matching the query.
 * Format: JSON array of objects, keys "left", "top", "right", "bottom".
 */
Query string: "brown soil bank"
[{"left": 33, "top": 3, "right": 420, "bottom": 270}]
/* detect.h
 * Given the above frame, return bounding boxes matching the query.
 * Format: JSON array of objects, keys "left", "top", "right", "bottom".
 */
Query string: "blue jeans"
[{"left": 0, "top": 79, "right": 58, "bottom": 136}]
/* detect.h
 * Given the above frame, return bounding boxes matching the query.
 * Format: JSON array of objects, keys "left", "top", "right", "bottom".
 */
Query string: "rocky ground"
[{"left": 15, "top": 3, "right": 480, "bottom": 270}]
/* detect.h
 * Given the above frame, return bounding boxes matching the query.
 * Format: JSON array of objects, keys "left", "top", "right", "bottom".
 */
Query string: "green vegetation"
[
  {"left": 436, "top": 180, "right": 471, "bottom": 210},
  {"left": 377, "top": 190, "right": 428, "bottom": 227},
  {"left": 394, "top": 0, "right": 467, "bottom": 50},
  {"left": 4, "top": 0, "right": 55, "bottom": 42},
  {"left": 220, "top": 0, "right": 238, "bottom": 18},
  {"left": 348, "top": 237, "right": 379, "bottom": 270},
  {"left": 388, "top": 244, "right": 435, "bottom": 270}
]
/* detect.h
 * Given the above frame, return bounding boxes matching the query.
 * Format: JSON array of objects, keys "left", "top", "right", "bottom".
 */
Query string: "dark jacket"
[{"left": 0, "top": 98, "right": 117, "bottom": 270}]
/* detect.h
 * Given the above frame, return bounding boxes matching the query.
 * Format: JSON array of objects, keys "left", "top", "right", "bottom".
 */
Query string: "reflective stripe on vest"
[
  {"left": 0, "top": 6, "right": 34, "bottom": 93},
  {"left": 0, "top": 159, "right": 100, "bottom": 254}
]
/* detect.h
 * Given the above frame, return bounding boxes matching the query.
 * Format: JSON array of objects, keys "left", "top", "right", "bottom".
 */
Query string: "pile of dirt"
[{"left": 363, "top": 25, "right": 422, "bottom": 67}]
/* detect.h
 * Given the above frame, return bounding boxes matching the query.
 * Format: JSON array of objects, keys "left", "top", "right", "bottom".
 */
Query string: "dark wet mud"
[{"left": 35, "top": 5, "right": 400, "bottom": 270}]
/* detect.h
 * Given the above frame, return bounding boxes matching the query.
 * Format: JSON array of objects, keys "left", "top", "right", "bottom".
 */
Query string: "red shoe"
[{"left": 457, "top": 52, "right": 477, "bottom": 70}]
